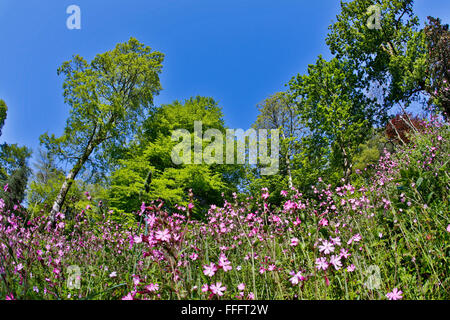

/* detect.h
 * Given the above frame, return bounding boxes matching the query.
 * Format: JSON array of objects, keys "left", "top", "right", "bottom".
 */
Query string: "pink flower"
[
  {"left": 319, "top": 218, "right": 328, "bottom": 226},
  {"left": 339, "top": 248, "right": 351, "bottom": 259},
  {"left": 5, "top": 293, "right": 15, "bottom": 300},
  {"left": 347, "top": 264, "right": 355, "bottom": 272},
  {"left": 315, "top": 257, "right": 329, "bottom": 271},
  {"left": 132, "top": 275, "right": 140, "bottom": 286},
  {"left": 289, "top": 270, "right": 305, "bottom": 285},
  {"left": 140, "top": 202, "right": 146, "bottom": 215},
  {"left": 280, "top": 190, "right": 288, "bottom": 197},
  {"left": 189, "top": 253, "right": 199, "bottom": 261},
  {"left": 347, "top": 233, "right": 362, "bottom": 245},
  {"left": 3, "top": 184, "right": 9, "bottom": 192},
  {"left": 218, "top": 254, "right": 232, "bottom": 272},
  {"left": 201, "top": 284, "right": 209, "bottom": 292},
  {"left": 203, "top": 263, "right": 218, "bottom": 277},
  {"left": 329, "top": 255, "right": 342, "bottom": 270},
  {"left": 290, "top": 237, "right": 299, "bottom": 247},
  {"left": 145, "top": 283, "right": 159, "bottom": 292},
  {"left": 122, "top": 292, "right": 135, "bottom": 300},
  {"left": 133, "top": 235, "right": 142, "bottom": 244},
  {"left": 318, "top": 240, "right": 335, "bottom": 255},
  {"left": 210, "top": 282, "right": 226, "bottom": 296},
  {"left": 109, "top": 271, "right": 117, "bottom": 278},
  {"left": 261, "top": 188, "right": 270, "bottom": 200},
  {"left": 237, "top": 283, "right": 245, "bottom": 291},
  {"left": 386, "top": 288, "right": 403, "bottom": 300},
  {"left": 447, "top": 224, "right": 450, "bottom": 233},
  {"left": 247, "top": 292, "right": 255, "bottom": 300},
  {"left": 330, "top": 236, "right": 341, "bottom": 246},
  {"left": 155, "top": 229, "right": 171, "bottom": 242}
]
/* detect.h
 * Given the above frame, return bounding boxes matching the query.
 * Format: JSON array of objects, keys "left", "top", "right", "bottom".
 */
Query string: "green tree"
[
  {"left": 253, "top": 92, "right": 303, "bottom": 188},
  {"left": 326, "top": 0, "right": 428, "bottom": 118},
  {"left": 0, "top": 100, "right": 32, "bottom": 211},
  {"left": 27, "top": 149, "right": 66, "bottom": 215},
  {"left": 288, "top": 56, "right": 376, "bottom": 183},
  {"left": 0, "top": 99, "right": 7, "bottom": 137},
  {"left": 424, "top": 16, "right": 449, "bottom": 119},
  {"left": 40, "top": 38, "right": 164, "bottom": 222},
  {"left": 108, "top": 96, "right": 242, "bottom": 219}
]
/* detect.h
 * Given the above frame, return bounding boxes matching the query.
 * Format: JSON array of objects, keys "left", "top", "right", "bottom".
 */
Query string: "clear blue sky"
[{"left": 0, "top": 0, "right": 449, "bottom": 160}]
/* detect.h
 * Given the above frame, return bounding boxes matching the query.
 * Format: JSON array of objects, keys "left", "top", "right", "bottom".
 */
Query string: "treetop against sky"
[{"left": 0, "top": 0, "right": 448, "bottom": 161}]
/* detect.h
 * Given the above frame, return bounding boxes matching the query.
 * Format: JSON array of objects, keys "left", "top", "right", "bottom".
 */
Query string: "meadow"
[{"left": 1, "top": 118, "right": 448, "bottom": 300}]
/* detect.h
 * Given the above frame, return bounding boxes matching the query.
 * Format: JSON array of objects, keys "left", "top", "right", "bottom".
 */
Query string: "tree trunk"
[
  {"left": 341, "top": 146, "right": 352, "bottom": 183},
  {"left": 285, "top": 151, "right": 293, "bottom": 188},
  {"left": 50, "top": 141, "right": 96, "bottom": 224}
]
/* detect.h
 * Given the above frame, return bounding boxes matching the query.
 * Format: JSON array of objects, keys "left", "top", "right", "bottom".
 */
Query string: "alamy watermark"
[
  {"left": 364, "top": 264, "right": 382, "bottom": 290},
  {"left": 66, "top": 5, "right": 81, "bottom": 30},
  {"left": 171, "top": 121, "right": 280, "bottom": 175},
  {"left": 66, "top": 265, "right": 81, "bottom": 289},
  {"left": 366, "top": 5, "right": 381, "bottom": 30}
]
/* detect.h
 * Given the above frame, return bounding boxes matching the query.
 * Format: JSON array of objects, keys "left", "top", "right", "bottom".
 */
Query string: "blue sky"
[{"left": 0, "top": 0, "right": 449, "bottom": 160}]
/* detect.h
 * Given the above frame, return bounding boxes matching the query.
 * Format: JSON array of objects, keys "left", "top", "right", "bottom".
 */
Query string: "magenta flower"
[
  {"left": 155, "top": 229, "right": 171, "bottom": 242},
  {"left": 329, "top": 255, "right": 342, "bottom": 270},
  {"left": 133, "top": 235, "right": 142, "bottom": 244},
  {"left": 315, "top": 257, "right": 329, "bottom": 271},
  {"left": 330, "top": 236, "right": 341, "bottom": 246},
  {"left": 237, "top": 283, "right": 246, "bottom": 291},
  {"left": 203, "top": 263, "right": 218, "bottom": 277},
  {"left": 386, "top": 288, "right": 403, "bottom": 300},
  {"left": 218, "top": 254, "right": 232, "bottom": 272},
  {"left": 289, "top": 270, "right": 305, "bottom": 285},
  {"left": 122, "top": 292, "right": 134, "bottom": 300},
  {"left": 210, "top": 282, "right": 226, "bottom": 296},
  {"left": 189, "top": 253, "right": 199, "bottom": 261},
  {"left": 290, "top": 237, "right": 299, "bottom": 247},
  {"left": 339, "top": 248, "right": 351, "bottom": 259},
  {"left": 318, "top": 240, "right": 335, "bottom": 255},
  {"left": 145, "top": 283, "right": 159, "bottom": 292},
  {"left": 347, "top": 233, "right": 362, "bottom": 245},
  {"left": 201, "top": 284, "right": 209, "bottom": 292},
  {"left": 5, "top": 293, "right": 15, "bottom": 300}
]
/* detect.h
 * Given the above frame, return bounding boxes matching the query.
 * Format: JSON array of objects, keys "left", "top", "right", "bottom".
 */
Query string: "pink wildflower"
[
  {"left": 210, "top": 282, "right": 226, "bottom": 296},
  {"left": 289, "top": 270, "right": 305, "bottom": 285},
  {"left": 203, "top": 263, "right": 218, "bottom": 277},
  {"left": 315, "top": 257, "right": 329, "bottom": 271},
  {"left": 318, "top": 240, "right": 335, "bottom": 255},
  {"left": 155, "top": 229, "right": 171, "bottom": 242},
  {"left": 386, "top": 288, "right": 403, "bottom": 300},
  {"left": 290, "top": 237, "right": 299, "bottom": 247}
]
